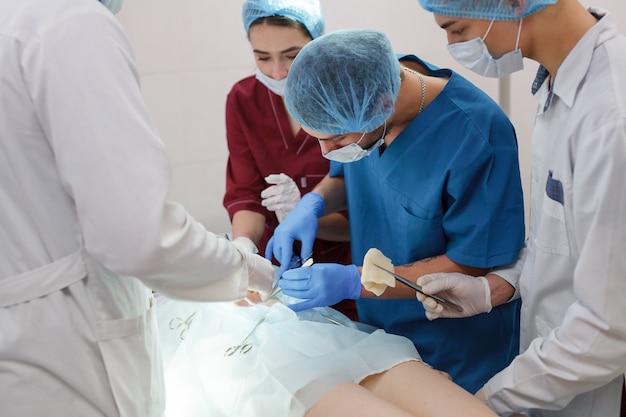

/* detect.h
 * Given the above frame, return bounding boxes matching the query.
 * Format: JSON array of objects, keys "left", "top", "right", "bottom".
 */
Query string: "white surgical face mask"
[
  {"left": 447, "top": 18, "right": 524, "bottom": 78},
  {"left": 100, "top": 0, "right": 124, "bottom": 14},
  {"left": 255, "top": 69, "right": 287, "bottom": 96},
  {"left": 323, "top": 122, "right": 387, "bottom": 163}
]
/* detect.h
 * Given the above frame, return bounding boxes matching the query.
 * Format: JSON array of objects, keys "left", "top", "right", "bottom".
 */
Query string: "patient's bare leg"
[
  {"left": 305, "top": 381, "right": 416, "bottom": 417},
  {"left": 306, "top": 361, "right": 497, "bottom": 417}
]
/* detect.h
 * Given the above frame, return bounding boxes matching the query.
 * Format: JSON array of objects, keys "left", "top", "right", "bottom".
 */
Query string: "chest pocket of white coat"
[
  {"left": 535, "top": 171, "right": 570, "bottom": 257},
  {"left": 95, "top": 296, "right": 164, "bottom": 417}
]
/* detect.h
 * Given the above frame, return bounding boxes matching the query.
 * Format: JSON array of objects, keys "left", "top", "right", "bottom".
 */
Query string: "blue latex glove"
[
  {"left": 265, "top": 192, "right": 325, "bottom": 276},
  {"left": 279, "top": 263, "right": 362, "bottom": 312}
]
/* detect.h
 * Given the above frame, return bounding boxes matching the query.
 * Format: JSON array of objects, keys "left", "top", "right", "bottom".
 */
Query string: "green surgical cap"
[
  {"left": 418, "top": 0, "right": 558, "bottom": 20},
  {"left": 285, "top": 29, "right": 400, "bottom": 134},
  {"left": 242, "top": 0, "right": 325, "bottom": 39}
]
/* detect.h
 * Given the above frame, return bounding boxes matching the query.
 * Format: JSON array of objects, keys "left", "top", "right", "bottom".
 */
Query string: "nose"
[
  {"left": 318, "top": 139, "right": 333, "bottom": 155},
  {"left": 271, "top": 60, "right": 290, "bottom": 80}
]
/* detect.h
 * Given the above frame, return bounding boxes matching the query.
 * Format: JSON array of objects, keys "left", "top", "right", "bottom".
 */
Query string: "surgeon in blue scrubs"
[{"left": 266, "top": 29, "right": 525, "bottom": 393}]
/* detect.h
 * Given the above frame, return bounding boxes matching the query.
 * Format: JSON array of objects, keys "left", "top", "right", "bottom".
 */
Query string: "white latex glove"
[
  {"left": 232, "top": 237, "right": 273, "bottom": 295},
  {"left": 415, "top": 272, "right": 492, "bottom": 320},
  {"left": 261, "top": 173, "right": 301, "bottom": 222},
  {"left": 231, "top": 236, "right": 258, "bottom": 254}
]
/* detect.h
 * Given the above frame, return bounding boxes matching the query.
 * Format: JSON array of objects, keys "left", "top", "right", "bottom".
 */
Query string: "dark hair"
[{"left": 247, "top": 16, "right": 313, "bottom": 40}]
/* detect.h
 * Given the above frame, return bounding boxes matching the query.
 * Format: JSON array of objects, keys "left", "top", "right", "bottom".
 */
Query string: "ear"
[
  {"left": 377, "top": 94, "right": 395, "bottom": 117},
  {"left": 510, "top": 0, "right": 527, "bottom": 17}
]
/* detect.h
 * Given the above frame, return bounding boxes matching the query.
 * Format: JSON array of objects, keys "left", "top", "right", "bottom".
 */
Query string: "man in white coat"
[
  {"left": 413, "top": 0, "right": 626, "bottom": 416},
  {"left": 0, "top": 0, "right": 275, "bottom": 416}
]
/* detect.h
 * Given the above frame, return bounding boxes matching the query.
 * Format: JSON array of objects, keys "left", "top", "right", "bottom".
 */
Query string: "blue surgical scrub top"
[{"left": 330, "top": 55, "right": 525, "bottom": 393}]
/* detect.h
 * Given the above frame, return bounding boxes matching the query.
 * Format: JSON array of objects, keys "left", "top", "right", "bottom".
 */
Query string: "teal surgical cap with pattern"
[
  {"left": 242, "top": 0, "right": 325, "bottom": 39},
  {"left": 418, "top": 0, "right": 558, "bottom": 20},
  {"left": 285, "top": 29, "right": 400, "bottom": 135}
]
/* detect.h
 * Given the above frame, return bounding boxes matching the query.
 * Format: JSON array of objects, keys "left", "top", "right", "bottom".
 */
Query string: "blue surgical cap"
[
  {"left": 418, "top": 0, "right": 558, "bottom": 20},
  {"left": 285, "top": 29, "right": 401, "bottom": 134},
  {"left": 242, "top": 0, "right": 325, "bottom": 39}
]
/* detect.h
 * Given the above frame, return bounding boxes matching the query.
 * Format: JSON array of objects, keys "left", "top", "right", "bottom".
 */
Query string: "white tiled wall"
[{"left": 116, "top": 0, "right": 625, "bottom": 235}]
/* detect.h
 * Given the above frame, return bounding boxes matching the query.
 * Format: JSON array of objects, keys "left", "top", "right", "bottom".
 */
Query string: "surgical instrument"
[
  {"left": 373, "top": 264, "right": 464, "bottom": 313},
  {"left": 284, "top": 253, "right": 314, "bottom": 273},
  {"left": 224, "top": 255, "right": 314, "bottom": 356},
  {"left": 224, "top": 310, "right": 268, "bottom": 356},
  {"left": 224, "top": 282, "right": 283, "bottom": 356},
  {"left": 169, "top": 311, "right": 197, "bottom": 340},
  {"left": 321, "top": 314, "right": 347, "bottom": 326}
]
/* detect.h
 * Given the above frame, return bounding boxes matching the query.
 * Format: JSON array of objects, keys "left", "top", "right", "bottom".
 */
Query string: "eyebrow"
[
  {"left": 317, "top": 134, "right": 345, "bottom": 141},
  {"left": 439, "top": 20, "right": 458, "bottom": 30},
  {"left": 252, "top": 46, "right": 303, "bottom": 55}
]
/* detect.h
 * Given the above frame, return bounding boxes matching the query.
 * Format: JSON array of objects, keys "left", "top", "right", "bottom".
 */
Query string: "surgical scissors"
[
  {"left": 169, "top": 311, "right": 197, "bottom": 340},
  {"left": 284, "top": 253, "right": 314, "bottom": 273}
]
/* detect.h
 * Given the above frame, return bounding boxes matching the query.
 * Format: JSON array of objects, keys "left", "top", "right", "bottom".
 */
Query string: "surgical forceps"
[
  {"left": 224, "top": 311, "right": 267, "bottom": 356},
  {"left": 224, "top": 255, "right": 313, "bottom": 356},
  {"left": 373, "top": 264, "right": 464, "bottom": 313},
  {"left": 169, "top": 311, "right": 197, "bottom": 340},
  {"left": 224, "top": 284, "right": 283, "bottom": 356}
]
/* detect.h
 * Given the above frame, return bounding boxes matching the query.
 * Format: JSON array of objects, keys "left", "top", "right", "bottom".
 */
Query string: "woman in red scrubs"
[{"left": 223, "top": 0, "right": 356, "bottom": 319}]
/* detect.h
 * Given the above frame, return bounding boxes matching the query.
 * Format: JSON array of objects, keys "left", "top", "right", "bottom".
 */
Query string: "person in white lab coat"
[
  {"left": 414, "top": 0, "right": 626, "bottom": 416},
  {"left": 0, "top": 1, "right": 275, "bottom": 416}
]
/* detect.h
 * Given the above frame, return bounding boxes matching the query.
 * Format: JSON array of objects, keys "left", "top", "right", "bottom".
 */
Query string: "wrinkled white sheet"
[{"left": 157, "top": 297, "right": 420, "bottom": 417}]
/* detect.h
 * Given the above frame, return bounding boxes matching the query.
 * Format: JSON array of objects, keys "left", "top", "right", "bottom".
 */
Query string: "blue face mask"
[
  {"left": 323, "top": 122, "right": 387, "bottom": 163},
  {"left": 447, "top": 18, "right": 524, "bottom": 78},
  {"left": 255, "top": 69, "right": 287, "bottom": 96},
  {"left": 100, "top": 0, "right": 124, "bottom": 14}
]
